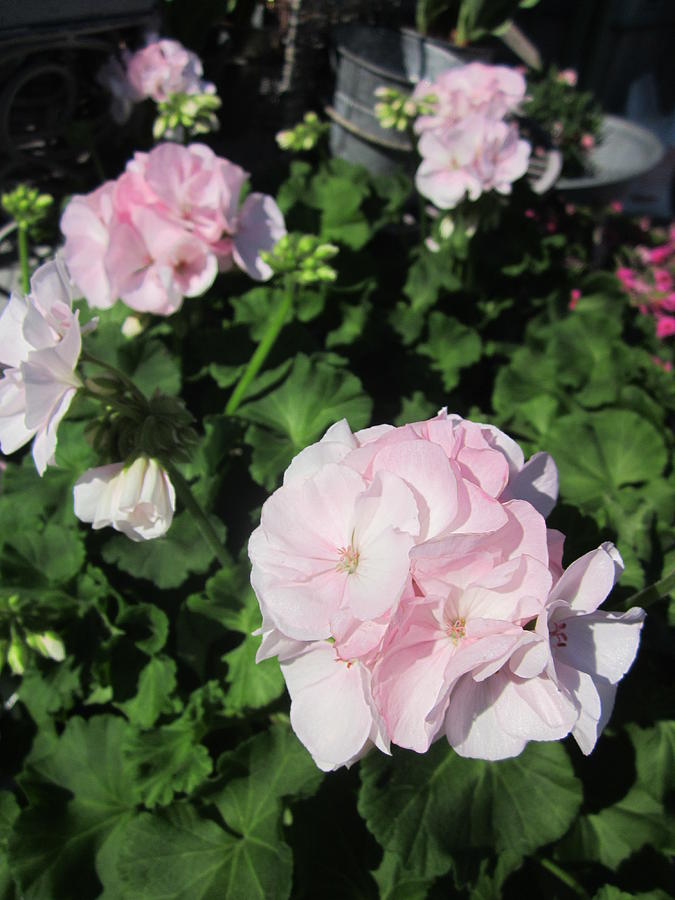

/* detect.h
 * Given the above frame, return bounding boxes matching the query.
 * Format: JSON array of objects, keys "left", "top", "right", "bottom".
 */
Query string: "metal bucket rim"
[{"left": 331, "top": 23, "right": 468, "bottom": 85}]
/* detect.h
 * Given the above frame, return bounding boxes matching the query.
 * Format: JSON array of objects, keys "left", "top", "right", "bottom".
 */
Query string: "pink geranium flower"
[
  {"left": 249, "top": 412, "right": 645, "bottom": 770},
  {"left": 60, "top": 143, "right": 286, "bottom": 315},
  {"left": 414, "top": 63, "right": 526, "bottom": 135},
  {"left": 416, "top": 115, "right": 531, "bottom": 209}
]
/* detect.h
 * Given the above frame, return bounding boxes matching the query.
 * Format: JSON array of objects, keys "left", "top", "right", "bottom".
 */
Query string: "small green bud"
[
  {"left": 296, "top": 235, "right": 316, "bottom": 255},
  {"left": 276, "top": 130, "right": 295, "bottom": 149},
  {"left": 25, "top": 631, "right": 65, "bottom": 662},
  {"left": 314, "top": 243, "right": 339, "bottom": 261},
  {"left": 304, "top": 112, "right": 318, "bottom": 124},
  {"left": 7, "top": 637, "right": 28, "bottom": 675},
  {"left": 439, "top": 216, "right": 455, "bottom": 239},
  {"left": 316, "top": 265, "right": 337, "bottom": 282},
  {"left": 297, "top": 270, "right": 318, "bottom": 284}
]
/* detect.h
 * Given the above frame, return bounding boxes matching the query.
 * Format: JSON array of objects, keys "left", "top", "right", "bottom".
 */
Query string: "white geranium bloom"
[
  {"left": 0, "top": 258, "right": 83, "bottom": 475},
  {"left": 73, "top": 456, "right": 176, "bottom": 541}
]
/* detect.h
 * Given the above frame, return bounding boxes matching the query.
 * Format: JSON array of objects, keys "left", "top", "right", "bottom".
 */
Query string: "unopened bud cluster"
[
  {"left": 153, "top": 92, "right": 222, "bottom": 140},
  {"left": 86, "top": 379, "right": 199, "bottom": 465},
  {"left": 1, "top": 184, "right": 54, "bottom": 230},
  {"left": 260, "top": 233, "right": 339, "bottom": 284},
  {"left": 276, "top": 112, "right": 329, "bottom": 152},
  {"left": 374, "top": 86, "right": 437, "bottom": 131}
]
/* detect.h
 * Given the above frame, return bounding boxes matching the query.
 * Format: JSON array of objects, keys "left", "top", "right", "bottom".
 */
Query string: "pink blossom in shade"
[
  {"left": 569, "top": 288, "right": 581, "bottom": 310},
  {"left": 655, "top": 314, "right": 675, "bottom": 339},
  {"left": 60, "top": 143, "right": 287, "bottom": 314},
  {"left": 125, "top": 143, "right": 241, "bottom": 245},
  {"left": 231, "top": 193, "right": 288, "bottom": 281},
  {"left": 73, "top": 456, "right": 176, "bottom": 541},
  {"left": 415, "top": 126, "right": 483, "bottom": 210},
  {"left": 651, "top": 356, "right": 673, "bottom": 372},
  {"left": 0, "top": 260, "right": 83, "bottom": 475},
  {"left": 105, "top": 209, "right": 218, "bottom": 316},
  {"left": 60, "top": 182, "right": 117, "bottom": 309},
  {"left": 281, "top": 641, "right": 389, "bottom": 771},
  {"left": 653, "top": 267, "right": 673, "bottom": 293},
  {"left": 645, "top": 244, "right": 674, "bottom": 266},
  {"left": 413, "top": 63, "right": 527, "bottom": 135},
  {"left": 580, "top": 133, "right": 595, "bottom": 150},
  {"left": 557, "top": 69, "right": 578, "bottom": 87},
  {"left": 610, "top": 200, "right": 623, "bottom": 213},
  {"left": 415, "top": 115, "right": 530, "bottom": 210},
  {"left": 125, "top": 38, "right": 215, "bottom": 103},
  {"left": 616, "top": 267, "right": 637, "bottom": 292}
]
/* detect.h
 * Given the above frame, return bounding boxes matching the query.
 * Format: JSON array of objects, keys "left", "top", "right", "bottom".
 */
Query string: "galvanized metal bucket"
[
  {"left": 556, "top": 115, "right": 664, "bottom": 204},
  {"left": 327, "top": 25, "right": 485, "bottom": 175}
]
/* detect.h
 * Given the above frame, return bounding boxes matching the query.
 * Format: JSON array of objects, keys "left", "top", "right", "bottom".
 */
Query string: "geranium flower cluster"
[
  {"left": 0, "top": 259, "right": 177, "bottom": 539},
  {"left": 249, "top": 412, "right": 645, "bottom": 771},
  {"left": 412, "top": 63, "right": 531, "bottom": 209},
  {"left": 617, "top": 224, "right": 675, "bottom": 340},
  {"left": 0, "top": 259, "right": 83, "bottom": 475},
  {"left": 61, "top": 142, "right": 286, "bottom": 316},
  {"left": 99, "top": 36, "right": 216, "bottom": 124}
]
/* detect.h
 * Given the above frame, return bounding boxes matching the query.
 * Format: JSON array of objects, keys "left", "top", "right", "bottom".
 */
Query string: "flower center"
[
  {"left": 446, "top": 617, "right": 466, "bottom": 644},
  {"left": 336, "top": 543, "right": 360, "bottom": 575},
  {"left": 550, "top": 621, "right": 568, "bottom": 648}
]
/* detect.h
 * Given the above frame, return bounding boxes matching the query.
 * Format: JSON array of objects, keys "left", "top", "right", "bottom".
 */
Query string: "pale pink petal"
[
  {"left": 445, "top": 674, "right": 529, "bottom": 760},
  {"left": 553, "top": 606, "right": 645, "bottom": 684},
  {"left": 282, "top": 642, "right": 377, "bottom": 771},
  {"left": 233, "top": 194, "right": 286, "bottom": 281},
  {"left": 551, "top": 543, "right": 623, "bottom": 612},
  {"left": 502, "top": 451, "right": 558, "bottom": 517},
  {"left": 0, "top": 369, "right": 33, "bottom": 454}
]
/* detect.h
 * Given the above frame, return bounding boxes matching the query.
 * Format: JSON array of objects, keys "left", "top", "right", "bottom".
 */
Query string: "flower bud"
[
  {"left": 25, "top": 631, "right": 66, "bottom": 662},
  {"left": 7, "top": 637, "right": 28, "bottom": 675},
  {"left": 74, "top": 456, "right": 176, "bottom": 542}
]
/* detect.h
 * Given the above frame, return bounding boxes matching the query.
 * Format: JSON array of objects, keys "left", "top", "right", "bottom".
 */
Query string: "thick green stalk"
[
  {"left": 225, "top": 280, "right": 295, "bottom": 416},
  {"left": 17, "top": 224, "right": 30, "bottom": 294},
  {"left": 625, "top": 568, "right": 675, "bottom": 610},
  {"left": 539, "top": 859, "right": 589, "bottom": 899},
  {"left": 165, "top": 462, "right": 230, "bottom": 569}
]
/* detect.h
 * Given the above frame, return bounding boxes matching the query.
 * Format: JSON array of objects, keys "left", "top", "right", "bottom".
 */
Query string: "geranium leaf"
[
  {"left": 358, "top": 740, "right": 582, "bottom": 881},
  {"left": 238, "top": 354, "right": 372, "bottom": 489}
]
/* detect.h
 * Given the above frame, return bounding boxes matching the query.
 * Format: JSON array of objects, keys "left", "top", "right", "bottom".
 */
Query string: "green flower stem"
[
  {"left": 225, "top": 279, "right": 296, "bottom": 416},
  {"left": 539, "top": 859, "right": 589, "bottom": 899},
  {"left": 418, "top": 193, "right": 428, "bottom": 243},
  {"left": 80, "top": 351, "right": 148, "bottom": 406},
  {"left": 164, "top": 462, "right": 230, "bottom": 569},
  {"left": 17, "top": 223, "right": 30, "bottom": 294},
  {"left": 625, "top": 568, "right": 675, "bottom": 610}
]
